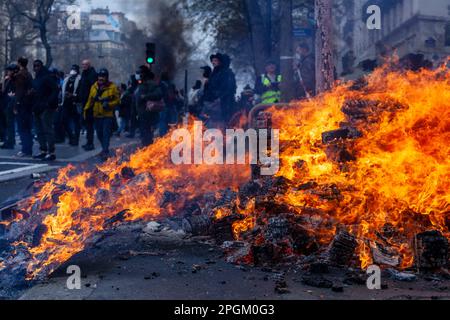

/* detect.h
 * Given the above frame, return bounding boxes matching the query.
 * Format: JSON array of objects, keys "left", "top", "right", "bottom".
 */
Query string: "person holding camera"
[{"left": 84, "top": 68, "right": 120, "bottom": 160}]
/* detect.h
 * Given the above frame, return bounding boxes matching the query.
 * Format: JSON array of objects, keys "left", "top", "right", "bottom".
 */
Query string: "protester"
[
  {"left": 159, "top": 72, "right": 180, "bottom": 137},
  {"left": 79, "top": 59, "right": 98, "bottom": 151},
  {"left": 255, "top": 60, "right": 282, "bottom": 104},
  {"left": 134, "top": 65, "right": 164, "bottom": 146},
  {"left": 294, "top": 43, "right": 315, "bottom": 98},
  {"left": 188, "top": 80, "right": 203, "bottom": 117},
  {"left": 50, "top": 68, "right": 66, "bottom": 144},
  {"left": 31, "top": 60, "right": 59, "bottom": 161},
  {"left": 125, "top": 75, "right": 138, "bottom": 138},
  {"left": 84, "top": 68, "right": 120, "bottom": 161},
  {"left": 14, "top": 57, "right": 34, "bottom": 157},
  {"left": 116, "top": 83, "right": 132, "bottom": 137},
  {"left": 238, "top": 84, "right": 255, "bottom": 113},
  {"left": 202, "top": 53, "right": 236, "bottom": 129},
  {"left": 0, "top": 83, "right": 5, "bottom": 144},
  {"left": 61, "top": 64, "right": 82, "bottom": 146},
  {"left": 0, "top": 64, "right": 19, "bottom": 150}
]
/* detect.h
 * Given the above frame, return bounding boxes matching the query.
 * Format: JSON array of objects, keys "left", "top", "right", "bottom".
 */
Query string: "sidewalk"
[{"left": 0, "top": 133, "right": 139, "bottom": 182}]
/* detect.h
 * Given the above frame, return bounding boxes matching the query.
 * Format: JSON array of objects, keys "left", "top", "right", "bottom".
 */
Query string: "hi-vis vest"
[{"left": 261, "top": 74, "right": 282, "bottom": 104}]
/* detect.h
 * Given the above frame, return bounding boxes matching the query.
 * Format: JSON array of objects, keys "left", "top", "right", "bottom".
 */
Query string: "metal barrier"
[{"left": 248, "top": 102, "right": 297, "bottom": 128}]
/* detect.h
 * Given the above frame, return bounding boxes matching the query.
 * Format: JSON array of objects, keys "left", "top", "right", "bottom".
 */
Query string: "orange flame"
[{"left": 10, "top": 60, "right": 450, "bottom": 278}]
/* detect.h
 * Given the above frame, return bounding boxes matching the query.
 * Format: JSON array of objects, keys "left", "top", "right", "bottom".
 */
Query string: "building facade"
[
  {"left": 51, "top": 7, "right": 138, "bottom": 83},
  {"left": 336, "top": 0, "right": 450, "bottom": 78}
]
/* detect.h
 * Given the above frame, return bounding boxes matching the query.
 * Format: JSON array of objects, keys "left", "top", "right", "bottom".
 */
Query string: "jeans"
[
  {"left": 34, "top": 109, "right": 56, "bottom": 154},
  {"left": 94, "top": 117, "right": 113, "bottom": 153},
  {"left": 62, "top": 103, "right": 81, "bottom": 143},
  {"left": 16, "top": 111, "right": 33, "bottom": 155},
  {"left": 4, "top": 103, "right": 16, "bottom": 146},
  {"left": 117, "top": 116, "right": 128, "bottom": 134}
]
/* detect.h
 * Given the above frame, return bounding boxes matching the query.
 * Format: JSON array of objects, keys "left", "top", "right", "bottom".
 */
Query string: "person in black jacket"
[
  {"left": 14, "top": 57, "right": 34, "bottom": 157},
  {"left": 61, "top": 65, "right": 82, "bottom": 146},
  {"left": 1, "top": 64, "right": 19, "bottom": 149},
  {"left": 79, "top": 59, "right": 97, "bottom": 151},
  {"left": 31, "top": 60, "right": 59, "bottom": 161},
  {"left": 115, "top": 83, "right": 132, "bottom": 137},
  {"left": 202, "top": 53, "right": 236, "bottom": 129}
]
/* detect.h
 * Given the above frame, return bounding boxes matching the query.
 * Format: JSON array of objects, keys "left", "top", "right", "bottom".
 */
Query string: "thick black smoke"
[{"left": 121, "top": 0, "right": 193, "bottom": 79}]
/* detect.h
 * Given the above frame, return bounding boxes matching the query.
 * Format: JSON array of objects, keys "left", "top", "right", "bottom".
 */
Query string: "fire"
[
  {"left": 3, "top": 60, "right": 449, "bottom": 279},
  {"left": 18, "top": 121, "right": 250, "bottom": 279},
  {"left": 266, "top": 61, "right": 450, "bottom": 268}
]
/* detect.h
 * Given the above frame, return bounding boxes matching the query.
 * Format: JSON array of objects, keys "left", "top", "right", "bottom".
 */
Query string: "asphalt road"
[{"left": 17, "top": 223, "right": 450, "bottom": 300}]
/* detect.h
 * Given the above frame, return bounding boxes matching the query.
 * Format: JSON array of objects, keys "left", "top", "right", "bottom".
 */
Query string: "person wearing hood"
[
  {"left": 202, "top": 53, "right": 236, "bottom": 129},
  {"left": 84, "top": 68, "right": 120, "bottom": 160},
  {"left": 31, "top": 60, "right": 59, "bottom": 161},
  {"left": 61, "top": 64, "right": 82, "bottom": 146}
]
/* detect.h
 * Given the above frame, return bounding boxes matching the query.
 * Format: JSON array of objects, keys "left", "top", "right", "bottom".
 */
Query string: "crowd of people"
[
  {"left": 0, "top": 45, "right": 314, "bottom": 161},
  {"left": 0, "top": 57, "right": 185, "bottom": 161}
]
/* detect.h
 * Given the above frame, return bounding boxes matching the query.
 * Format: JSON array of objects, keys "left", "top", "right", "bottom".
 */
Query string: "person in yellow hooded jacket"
[{"left": 84, "top": 68, "right": 120, "bottom": 160}]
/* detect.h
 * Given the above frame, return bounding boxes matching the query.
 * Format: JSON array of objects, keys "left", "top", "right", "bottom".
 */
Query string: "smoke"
[
  {"left": 148, "top": 1, "right": 193, "bottom": 78},
  {"left": 120, "top": 0, "right": 193, "bottom": 79}
]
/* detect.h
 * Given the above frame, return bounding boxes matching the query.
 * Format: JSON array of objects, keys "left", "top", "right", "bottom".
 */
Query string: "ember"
[{"left": 0, "top": 61, "right": 448, "bottom": 283}]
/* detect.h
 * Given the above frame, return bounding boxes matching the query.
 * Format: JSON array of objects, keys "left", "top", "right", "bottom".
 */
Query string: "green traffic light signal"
[{"left": 146, "top": 42, "right": 156, "bottom": 65}]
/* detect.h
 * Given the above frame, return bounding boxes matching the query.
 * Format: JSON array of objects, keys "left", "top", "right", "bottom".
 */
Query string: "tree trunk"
[
  {"left": 39, "top": 24, "right": 53, "bottom": 68},
  {"left": 244, "top": 0, "right": 270, "bottom": 76},
  {"left": 266, "top": 0, "right": 272, "bottom": 59},
  {"left": 279, "top": 0, "right": 295, "bottom": 102},
  {"left": 315, "top": 0, "right": 334, "bottom": 93}
]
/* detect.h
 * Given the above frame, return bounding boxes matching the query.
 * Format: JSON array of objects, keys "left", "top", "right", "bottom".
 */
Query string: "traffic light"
[{"left": 146, "top": 42, "right": 156, "bottom": 65}]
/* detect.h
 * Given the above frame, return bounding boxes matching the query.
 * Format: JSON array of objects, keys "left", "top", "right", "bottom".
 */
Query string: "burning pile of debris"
[
  {"left": 0, "top": 61, "right": 449, "bottom": 288},
  {"left": 179, "top": 62, "right": 450, "bottom": 275}
]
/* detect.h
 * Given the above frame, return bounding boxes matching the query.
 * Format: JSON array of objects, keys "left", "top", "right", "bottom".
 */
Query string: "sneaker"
[
  {"left": 16, "top": 151, "right": 32, "bottom": 158},
  {"left": 33, "top": 152, "right": 47, "bottom": 160},
  {"left": 42, "top": 154, "right": 56, "bottom": 161}
]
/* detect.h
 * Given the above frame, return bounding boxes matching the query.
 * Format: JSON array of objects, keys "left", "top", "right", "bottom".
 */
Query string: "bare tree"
[
  {"left": 0, "top": 0, "right": 38, "bottom": 67},
  {"left": 279, "top": 0, "right": 296, "bottom": 102},
  {"left": 11, "top": 0, "right": 74, "bottom": 68},
  {"left": 244, "top": 0, "right": 271, "bottom": 76},
  {"left": 315, "top": 0, "right": 334, "bottom": 93}
]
